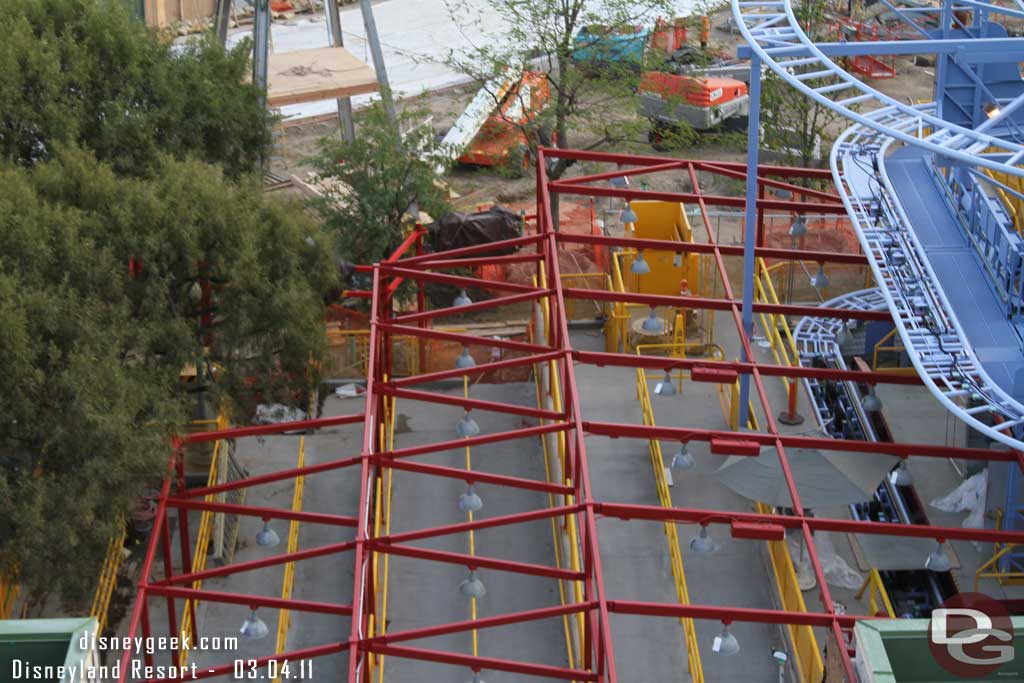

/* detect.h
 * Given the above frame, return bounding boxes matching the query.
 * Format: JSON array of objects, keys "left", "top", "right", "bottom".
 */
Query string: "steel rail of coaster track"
[
  {"left": 733, "top": 0, "right": 1024, "bottom": 448},
  {"left": 831, "top": 112, "right": 1024, "bottom": 450},
  {"left": 730, "top": 0, "right": 1024, "bottom": 177},
  {"left": 792, "top": 288, "right": 887, "bottom": 440}
]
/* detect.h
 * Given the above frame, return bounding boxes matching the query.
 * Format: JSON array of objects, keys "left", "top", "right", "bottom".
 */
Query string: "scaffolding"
[{"left": 106, "top": 148, "right": 1024, "bottom": 683}]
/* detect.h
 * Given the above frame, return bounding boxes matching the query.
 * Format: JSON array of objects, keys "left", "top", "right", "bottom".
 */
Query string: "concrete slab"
[{"left": 382, "top": 382, "right": 566, "bottom": 683}]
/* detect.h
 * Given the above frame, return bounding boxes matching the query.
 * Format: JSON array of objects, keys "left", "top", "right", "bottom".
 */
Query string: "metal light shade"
[
  {"left": 810, "top": 264, "right": 830, "bottom": 289},
  {"left": 862, "top": 388, "right": 883, "bottom": 413},
  {"left": 671, "top": 443, "right": 695, "bottom": 470},
  {"left": 631, "top": 251, "right": 651, "bottom": 275},
  {"left": 925, "top": 540, "right": 952, "bottom": 572},
  {"left": 654, "top": 370, "right": 676, "bottom": 396},
  {"left": 609, "top": 176, "right": 628, "bottom": 189},
  {"left": 621, "top": 202, "right": 639, "bottom": 224},
  {"left": 456, "top": 412, "right": 480, "bottom": 438},
  {"left": 454, "top": 289, "right": 472, "bottom": 307},
  {"left": 456, "top": 347, "right": 476, "bottom": 370},
  {"left": 835, "top": 322, "right": 852, "bottom": 347},
  {"left": 893, "top": 460, "right": 914, "bottom": 486},
  {"left": 789, "top": 218, "right": 807, "bottom": 238},
  {"left": 689, "top": 526, "right": 714, "bottom": 555},
  {"left": 641, "top": 308, "right": 663, "bottom": 332},
  {"left": 458, "top": 485, "right": 483, "bottom": 513},
  {"left": 255, "top": 521, "right": 279, "bottom": 548},
  {"left": 240, "top": 610, "right": 269, "bottom": 639},
  {"left": 465, "top": 673, "right": 485, "bottom": 683},
  {"left": 460, "top": 570, "right": 486, "bottom": 599},
  {"left": 714, "top": 624, "right": 740, "bottom": 656}
]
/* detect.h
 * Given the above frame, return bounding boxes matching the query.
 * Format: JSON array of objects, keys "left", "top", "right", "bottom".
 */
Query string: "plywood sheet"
[{"left": 267, "top": 47, "right": 378, "bottom": 107}]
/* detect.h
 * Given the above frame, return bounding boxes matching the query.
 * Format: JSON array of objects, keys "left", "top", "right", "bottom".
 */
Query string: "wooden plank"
[{"left": 267, "top": 47, "right": 378, "bottom": 108}]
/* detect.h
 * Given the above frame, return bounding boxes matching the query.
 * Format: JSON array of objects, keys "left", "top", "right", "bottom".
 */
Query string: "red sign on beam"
[
  {"left": 730, "top": 520, "right": 786, "bottom": 541},
  {"left": 710, "top": 438, "right": 762, "bottom": 456},
  {"left": 691, "top": 367, "right": 740, "bottom": 384}
]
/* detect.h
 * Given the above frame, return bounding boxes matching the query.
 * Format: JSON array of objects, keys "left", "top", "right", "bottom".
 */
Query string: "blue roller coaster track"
[
  {"left": 732, "top": 0, "right": 1024, "bottom": 569},
  {"left": 732, "top": 0, "right": 1024, "bottom": 448}
]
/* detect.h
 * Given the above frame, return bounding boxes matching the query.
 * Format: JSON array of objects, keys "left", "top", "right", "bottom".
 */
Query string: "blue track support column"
[{"left": 738, "top": 54, "right": 762, "bottom": 431}]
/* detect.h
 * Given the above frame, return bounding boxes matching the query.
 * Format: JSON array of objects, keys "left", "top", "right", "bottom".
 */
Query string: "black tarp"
[{"left": 429, "top": 206, "right": 522, "bottom": 256}]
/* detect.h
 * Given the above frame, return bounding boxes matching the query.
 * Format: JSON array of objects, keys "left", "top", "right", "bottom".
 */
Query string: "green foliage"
[
  {"left": 0, "top": 0, "right": 270, "bottom": 178},
  {"left": 760, "top": 0, "right": 840, "bottom": 170},
  {"left": 309, "top": 102, "right": 452, "bottom": 266},
  {"left": 0, "top": 149, "right": 336, "bottom": 606}
]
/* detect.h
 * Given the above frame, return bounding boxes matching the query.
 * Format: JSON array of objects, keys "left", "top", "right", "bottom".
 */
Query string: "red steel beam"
[
  {"left": 346, "top": 265, "right": 383, "bottom": 683},
  {"left": 390, "top": 350, "right": 565, "bottom": 387},
  {"left": 381, "top": 322, "right": 551, "bottom": 354},
  {"left": 560, "top": 159, "right": 689, "bottom": 186},
  {"left": 397, "top": 233, "right": 545, "bottom": 266},
  {"left": 116, "top": 463, "right": 175, "bottom": 679},
  {"left": 156, "top": 539, "right": 358, "bottom": 587},
  {"left": 411, "top": 252, "right": 544, "bottom": 269},
  {"left": 582, "top": 420, "right": 1019, "bottom": 462},
  {"left": 574, "top": 349, "right": 922, "bottom": 386},
  {"left": 382, "top": 422, "right": 572, "bottom": 461},
  {"left": 595, "top": 501, "right": 1024, "bottom": 545},
  {"left": 183, "top": 455, "right": 362, "bottom": 499},
  {"left": 390, "top": 289, "right": 552, "bottom": 326},
  {"left": 364, "top": 601, "right": 597, "bottom": 646},
  {"left": 383, "top": 457, "right": 573, "bottom": 495},
  {"left": 381, "top": 504, "right": 582, "bottom": 546},
  {"left": 540, "top": 146, "right": 834, "bottom": 179},
  {"left": 363, "top": 644, "right": 598, "bottom": 682},
  {"left": 558, "top": 231, "right": 868, "bottom": 266},
  {"left": 538, "top": 147, "right": 618, "bottom": 683},
  {"left": 147, "top": 585, "right": 353, "bottom": 615},
  {"left": 378, "top": 384, "right": 564, "bottom": 421},
  {"left": 165, "top": 498, "right": 359, "bottom": 527},
  {"left": 549, "top": 181, "right": 846, "bottom": 214},
  {"left": 366, "top": 542, "right": 584, "bottom": 581},
  {"left": 183, "top": 413, "right": 365, "bottom": 443},
  {"left": 379, "top": 265, "right": 541, "bottom": 294},
  {"left": 608, "top": 600, "right": 861, "bottom": 628},
  {"left": 562, "top": 286, "right": 892, "bottom": 322},
  {"left": 699, "top": 161, "right": 842, "bottom": 204}
]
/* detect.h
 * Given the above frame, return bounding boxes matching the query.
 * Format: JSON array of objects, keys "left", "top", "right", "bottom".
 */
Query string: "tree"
[
  {"left": 760, "top": 0, "right": 844, "bottom": 172},
  {"left": 443, "top": 0, "right": 673, "bottom": 225},
  {"left": 0, "top": 148, "right": 337, "bottom": 608},
  {"left": 309, "top": 102, "right": 452, "bottom": 268},
  {"left": 0, "top": 0, "right": 270, "bottom": 178}
]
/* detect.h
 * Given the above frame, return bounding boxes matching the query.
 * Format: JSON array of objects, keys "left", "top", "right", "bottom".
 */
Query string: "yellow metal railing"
[
  {"left": 636, "top": 368, "right": 705, "bottom": 683},
  {"left": 985, "top": 166, "right": 1024, "bottom": 234},
  {"left": 273, "top": 436, "right": 306, "bottom": 682},
  {"left": 974, "top": 543, "right": 1024, "bottom": 589},
  {"left": 0, "top": 571, "right": 19, "bottom": 619},
  {"left": 857, "top": 568, "right": 896, "bottom": 618},
  {"left": 372, "top": 385, "right": 397, "bottom": 683},
  {"left": 870, "top": 327, "right": 915, "bottom": 374},
  {"left": 90, "top": 524, "right": 128, "bottom": 635},
  {"left": 532, "top": 272, "right": 587, "bottom": 671},
  {"left": 178, "top": 411, "right": 231, "bottom": 667},
  {"left": 561, "top": 271, "right": 613, "bottom": 322},
  {"left": 756, "top": 503, "right": 825, "bottom": 683}
]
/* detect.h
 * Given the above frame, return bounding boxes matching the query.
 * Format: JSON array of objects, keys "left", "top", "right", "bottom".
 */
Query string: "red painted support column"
[
  {"left": 175, "top": 452, "right": 197, "bottom": 644},
  {"left": 159, "top": 507, "right": 179, "bottom": 660}
]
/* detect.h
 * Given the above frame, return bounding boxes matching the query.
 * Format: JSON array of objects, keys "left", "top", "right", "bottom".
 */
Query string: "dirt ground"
[{"left": 273, "top": 7, "right": 938, "bottom": 210}]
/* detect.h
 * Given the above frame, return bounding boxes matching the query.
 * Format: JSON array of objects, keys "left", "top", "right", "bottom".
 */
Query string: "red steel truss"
[{"left": 115, "top": 148, "right": 1024, "bottom": 683}]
